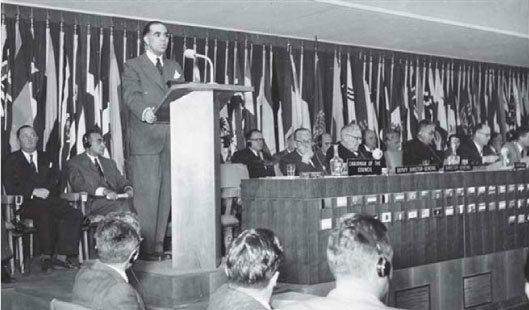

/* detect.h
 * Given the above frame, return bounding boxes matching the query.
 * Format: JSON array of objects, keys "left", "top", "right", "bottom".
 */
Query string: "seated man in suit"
[
  {"left": 3, "top": 125, "right": 83, "bottom": 272},
  {"left": 457, "top": 123, "right": 499, "bottom": 166},
  {"left": 402, "top": 120, "right": 444, "bottom": 167},
  {"left": 231, "top": 129, "right": 275, "bottom": 178},
  {"left": 314, "top": 133, "right": 332, "bottom": 166},
  {"left": 360, "top": 129, "right": 378, "bottom": 159},
  {"left": 208, "top": 228, "right": 283, "bottom": 310},
  {"left": 67, "top": 130, "right": 134, "bottom": 216},
  {"left": 278, "top": 214, "right": 400, "bottom": 310},
  {"left": 72, "top": 213, "right": 145, "bottom": 310},
  {"left": 279, "top": 128, "right": 326, "bottom": 175},
  {"left": 500, "top": 126, "right": 529, "bottom": 166},
  {"left": 326, "top": 124, "right": 370, "bottom": 166}
]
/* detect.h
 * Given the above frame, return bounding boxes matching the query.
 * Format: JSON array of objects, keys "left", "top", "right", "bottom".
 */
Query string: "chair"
[
  {"left": 60, "top": 191, "right": 89, "bottom": 263},
  {"left": 50, "top": 298, "right": 94, "bottom": 310},
  {"left": 220, "top": 163, "right": 249, "bottom": 252},
  {"left": 1, "top": 194, "right": 35, "bottom": 274}
]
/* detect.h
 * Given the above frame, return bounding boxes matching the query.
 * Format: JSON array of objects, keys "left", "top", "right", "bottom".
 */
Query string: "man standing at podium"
[{"left": 122, "top": 20, "right": 184, "bottom": 259}]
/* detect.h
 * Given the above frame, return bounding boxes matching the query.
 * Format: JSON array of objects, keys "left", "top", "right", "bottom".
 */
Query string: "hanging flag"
[
  {"left": 312, "top": 49, "right": 325, "bottom": 139},
  {"left": 435, "top": 65, "right": 448, "bottom": 131},
  {"left": 288, "top": 46, "right": 302, "bottom": 137},
  {"left": 42, "top": 22, "right": 58, "bottom": 152},
  {"left": 101, "top": 29, "right": 111, "bottom": 159},
  {"left": 258, "top": 44, "right": 276, "bottom": 154},
  {"left": 377, "top": 57, "right": 390, "bottom": 133},
  {"left": 271, "top": 46, "right": 285, "bottom": 150},
  {"left": 69, "top": 24, "right": 80, "bottom": 158},
  {"left": 390, "top": 59, "right": 403, "bottom": 132},
  {"left": 512, "top": 73, "right": 521, "bottom": 127},
  {"left": 108, "top": 29, "right": 125, "bottom": 174},
  {"left": 86, "top": 26, "right": 101, "bottom": 129},
  {"left": 10, "top": 18, "right": 35, "bottom": 151},
  {"left": 242, "top": 42, "right": 256, "bottom": 131},
  {"left": 350, "top": 53, "right": 368, "bottom": 127},
  {"left": 364, "top": 56, "right": 379, "bottom": 135},
  {"left": 331, "top": 50, "right": 344, "bottom": 141},
  {"left": 406, "top": 60, "right": 418, "bottom": 139},
  {"left": 298, "top": 47, "right": 311, "bottom": 129},
  {"left": 346, "top": 53, "right": 357, "bottom": 124},
  {"left": 1, "top": 18, "right": 12, "bottom": 157}
]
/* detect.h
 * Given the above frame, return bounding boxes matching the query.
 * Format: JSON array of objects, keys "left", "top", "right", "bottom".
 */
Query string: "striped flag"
[
  {"left": 346, "top": 53, "right": 356, "bottom": 124},
  {"left": 42, "top": 23, "right": 58, "bottom": 152},
  {"left": 108, "top": 30, "right": 125, "bottom": 173}
]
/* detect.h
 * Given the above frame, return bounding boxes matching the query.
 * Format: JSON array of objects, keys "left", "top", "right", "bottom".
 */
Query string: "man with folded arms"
[
  {"left": 3, "top": 125, "right": 83, "bottom": 272},
  {"left": 279, "top": 214, "right": 401, "bottom": 310},
  {"left": 67, "top": 130, "right": 134, "bottom": 216},
  {"left": 208, "top": 228, "right": 283, "bottom": 310}
]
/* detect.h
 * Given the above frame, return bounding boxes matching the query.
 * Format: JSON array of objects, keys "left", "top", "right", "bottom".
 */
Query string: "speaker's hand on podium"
[{"left": 143, "top": 107, "right": 157, "bottom": 124}]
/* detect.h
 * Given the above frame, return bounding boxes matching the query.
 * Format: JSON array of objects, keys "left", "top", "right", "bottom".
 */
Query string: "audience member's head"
[
  {"left": 341, "top": 124, "right": 363, "bottom": 153},
  {"left": 383, "top": 129, "right": 401, "bottom": 152},
  {"left": 142, "top": 21, "right": 168, "bottom": 56},
  {"left": 327, "top": 213, "right": 393, "bottom": 300},
  {"left": 515, "top": 127, "right": 529, "bottom": 149},
  {"left": 472, "top": 123, "right": 491, "bottom": 147},
  {"left": 245, "top": 129, "right": 265, "bottom": 152},
  {"left": 104, "top": 211, "right": 141, "bottom": 236},
  {"left": 417, "top": 120, "right": 436, "bottom": 145},
  {"left": 316, "top": 133, "right": 332, "bottom": 155},
  {"left": 489, "top": 132, "right": 503, "bottom": 153},
  {"left": 83, "top": 129, "right": 106, "bottom": 157},
  {"left": 225, "top": 228, "right": 283, "bottom": 292},
  {"left": 17, "top": 125, "right": 39, "bottom": 153},
  {"left": 363, "top": 129, "right": 378, "bottom": 150},
  {"left": 293, "top": 128, "right": 313, "bottom": 155},
  {"left": 94, "top": 216, "right": 141, "bottom": 268}
]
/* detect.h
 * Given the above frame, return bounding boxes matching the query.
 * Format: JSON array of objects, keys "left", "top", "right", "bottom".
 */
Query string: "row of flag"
[{"left": 2, "top": 17, "right": 528, "bottom": 172}]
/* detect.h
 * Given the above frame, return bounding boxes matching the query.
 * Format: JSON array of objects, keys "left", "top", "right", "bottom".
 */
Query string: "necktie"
[
  {"left": 94, "top": 159, "right": 104, "bottom": 177},
  {"left": 156, "top": 58, "right": 163, "bottom": 75},
  {"left": 29, "top": 154, "right": 37, "bottom": 173}
]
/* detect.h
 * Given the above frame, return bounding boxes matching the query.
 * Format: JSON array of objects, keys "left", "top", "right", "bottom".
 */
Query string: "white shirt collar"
[
  {"left": 473, "top": 140, "right": 483, "bottom": 155},
  {"left": 21, "top": 150, "right": 37, "bottom": 162},
  {"left": 105, "top": 263, "right": 129, "bottom": 283},
  {"left": 328, "top": 285, "right": 385, "bottom": 308},
  {"left": 146, "top": 50, "right": 163, "bottom": 66},
  {"left": 86, "top": 153, "right": 99, "bottom": 163},
  {"left": 249, "top": 148, "right": 260, "bottom": 157},
  {"left": 515, "top": 142, "right": 524, "bottom": 154}
]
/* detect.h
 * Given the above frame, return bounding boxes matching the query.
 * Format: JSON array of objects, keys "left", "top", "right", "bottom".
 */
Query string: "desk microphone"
[{"left": 184, "top": 49, "right": 215, "bottom": 84}]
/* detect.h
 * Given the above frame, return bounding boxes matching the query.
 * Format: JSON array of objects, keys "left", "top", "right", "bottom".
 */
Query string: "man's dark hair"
[
  {"left": 16, "top": 125, "right": 34, "bottom": 139},
  {"left": 293, "top": 128, "right": 311, "bottom": 141},
  {"left": 383, "top": 129, "right": 400, "bottom": 143},
  {"left": 141, "top": 20, "right": 165, "bottom": 38},
  {"left": 225, "top": 228, "right": 283, "bottom": 288},
  {"left": 417, "top": 120, "right": 433, "bottom": 135},
  {"left": 245, "top": 129, "right": 261, "bottom": 141},
  {"left": 472, "top": 123, "right": 488, "bottom": 136},
  {"left": 94, "top": 218, "right": 141, "bottom": 264},
  {"left": 516, "top": 127, "right": 529, "bottom": 141}
]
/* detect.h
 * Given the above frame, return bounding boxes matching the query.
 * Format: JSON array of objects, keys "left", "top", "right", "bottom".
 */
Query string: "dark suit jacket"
[
  {"left": 457, "top": 140, "right": 484, "bottom": 166},
  {"left": 72, "top": 260, "right": 145, "bottom": 310},
  {"left": 122, "top": 54, "right": 184, "bottom": 155},
  {"left": 279, "top": 151, "right": 325, "bottom": 176},
  {"left": 2, "top": 151, "right": 60, "bottom": 207},
  {"left": 231, "top": 148, "right": 275, "bottom": 178},
  {"left": 325, "top": 144, "right": 369, "bottom": 165},
  {"left": 402, "top": 138, "right": 443, "bottom": 167},
  {"left": 67, "top": 153, "right": 132, "bottom": 212},
  {"left": 208, "top": 284, "right": 269, "bottom": 310}
]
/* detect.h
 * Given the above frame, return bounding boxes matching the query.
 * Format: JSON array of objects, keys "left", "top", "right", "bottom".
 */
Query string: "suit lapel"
[{"left": 139, "top": 54, "right": 167, "bottom": 91}]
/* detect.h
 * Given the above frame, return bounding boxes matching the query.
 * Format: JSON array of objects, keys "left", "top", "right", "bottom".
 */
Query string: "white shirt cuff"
[
  {"left": 142, "top": 107, "right": 152, "bottom": 121},
  {"left": 95, "top": 187, "right": 106, "bottom": 196}
]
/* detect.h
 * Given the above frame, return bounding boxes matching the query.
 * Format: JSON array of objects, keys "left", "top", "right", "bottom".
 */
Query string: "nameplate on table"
[
  {"left": 347, "top": 159, "right": 382, "bottom": 175},
  {"left": 443, "top": 164, "right": 473, "bottom": 172},
  {"left": 514, "top": 162, "right": 527, "bottom": 169},
  {"left": 395, "top": 165, "right": 438, "bottom": 174}
]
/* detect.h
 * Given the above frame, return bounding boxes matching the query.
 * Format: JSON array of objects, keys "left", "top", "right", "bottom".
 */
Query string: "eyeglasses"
[
  {"left": 249, "top": 138, "right": 264, "bottom": 142},
  {"left": 477, "top": 131, "right": 491, "bottom": 137},
  {"left": 296, "top": 139, "right": 312, "bottom": 145},
  {"left": 344, "top": 134, "right": 362, "bottom": 141}
]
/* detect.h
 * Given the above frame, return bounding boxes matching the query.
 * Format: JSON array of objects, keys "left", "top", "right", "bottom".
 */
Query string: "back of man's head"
[
  {"left": 327, "top": 214, "right": 393, "bottom": 289},
  {"left": 95, "top": 217, "right": 141, "bottom": 264},
  {"left": 225, "top": 228, "right": 283, "bottom": 289}
]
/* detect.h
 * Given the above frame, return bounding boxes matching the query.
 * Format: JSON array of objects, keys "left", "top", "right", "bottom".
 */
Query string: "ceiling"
[{"left": 4, "top": 0, "right": 529, "bottom": 67}]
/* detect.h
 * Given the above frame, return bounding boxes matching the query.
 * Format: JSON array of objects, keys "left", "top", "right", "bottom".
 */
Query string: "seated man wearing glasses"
[
  {"left": 231, "top": 129, "right": 275, "bottom": 178},
  {"left": 326, "top": 124, "right": 370, "bottom": 165},
  {"left": 402, "top": 120, "right": 444, "bottom": 167},
  {"left": 279, "top": 128, "right": 325, "bottom": 176},
  {"left": 457, "top": 123, "right": 499, "bottom": 166}
]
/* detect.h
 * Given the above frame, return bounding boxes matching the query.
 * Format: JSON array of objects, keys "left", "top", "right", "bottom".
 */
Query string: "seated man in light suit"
[
  {"left": 278, "top": 214, "right": 401, "bottom": 310},
  {"left": 500, "top": 126, "right": 529, "bottom": 166},
  {"left": 67, "top": 130, "right": 134, "bottom": 216},
  {"left": 208, "top": 228, "right": 284, "bottom": 310},
  {"left": 72, "top": 213, "right": 144, "bottom": 310}
]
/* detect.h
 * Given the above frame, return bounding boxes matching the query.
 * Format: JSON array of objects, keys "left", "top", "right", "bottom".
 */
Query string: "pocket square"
[{"left": 173, "top": 70, "right": 181, "bottom": 79}]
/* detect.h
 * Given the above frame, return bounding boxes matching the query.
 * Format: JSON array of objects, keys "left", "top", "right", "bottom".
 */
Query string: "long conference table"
[{"left": 241, "top": 168, "right": 529, "bottom": 309}]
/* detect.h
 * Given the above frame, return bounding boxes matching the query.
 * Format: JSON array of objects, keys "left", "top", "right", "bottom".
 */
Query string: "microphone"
[{"left": 184, "top": 49, "right": 215, "bottom": 84}]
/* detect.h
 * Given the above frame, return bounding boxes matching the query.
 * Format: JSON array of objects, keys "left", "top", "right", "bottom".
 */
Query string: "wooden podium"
[{"left": 155, "top": 83, "right": 253, "bottom": 270}]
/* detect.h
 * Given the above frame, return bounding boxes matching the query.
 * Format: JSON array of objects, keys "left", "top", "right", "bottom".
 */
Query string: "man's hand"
[
  {"left": 144, "top": 108, "right": 157, "bottom": 124},
  {"left": 483, "top": 155, "right": 499, "bottom": 164},
  {"left": 125, "top": 188, "right": 134, "bottom": 199},
  {"left": 433, "top": 131, "right": 443, "bottom": 151},
  {"left": 104, "top": 190, "right": 118, "bottom": 201},
  {"left": 32, "top": 188, "right": 50, "bottom": 199},
  {"left": 301, "top": 150, "right": 314, "bottom": 165}
]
